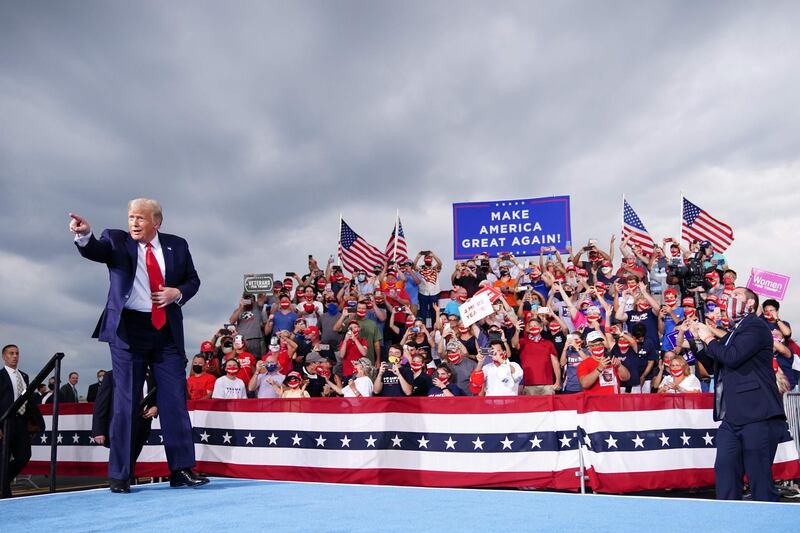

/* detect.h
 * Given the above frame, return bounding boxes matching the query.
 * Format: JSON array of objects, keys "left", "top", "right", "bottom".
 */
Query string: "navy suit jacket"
[
  {"left": 0, "top": 369, "right": 45, "bottom": 432},
  {"left": 705, "top": 313, "right": 785, "bottom": 424},
  {"left": 76, "top": 229, "right": 200, "bottom": 355}
]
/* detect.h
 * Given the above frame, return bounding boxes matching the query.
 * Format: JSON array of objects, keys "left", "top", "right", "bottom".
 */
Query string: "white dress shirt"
[
  {"left": 75, "top": 232, "right": 166, "bottom": 312},
  {"left": 5, "top": 366, "right": 23, "bottom": 399},
  {"left": 482, "top": 361, "right": 523, "bottom": 396}
]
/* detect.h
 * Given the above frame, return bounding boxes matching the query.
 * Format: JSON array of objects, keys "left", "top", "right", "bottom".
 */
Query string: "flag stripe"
[
  {"left": 339, "top": 219, "right": 386, "bottom": 273},
  {"left": 622, "top": 199, "right": 655, "bottom": 254},
  {"left": 681, "top": 197, "right": 735, "bottom": 252}
]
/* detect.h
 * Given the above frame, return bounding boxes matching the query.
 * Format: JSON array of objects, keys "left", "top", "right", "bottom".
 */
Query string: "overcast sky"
[{"left": 2, "top": 1, "right": 799, "bottom": 392}]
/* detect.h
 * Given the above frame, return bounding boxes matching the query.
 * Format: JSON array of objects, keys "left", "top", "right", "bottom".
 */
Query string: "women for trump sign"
[
  {"left": 746, "top": 268, "right": 790, "bottom": 301},
  {"left": 452, "top": 196, "right": 572, "bottom": 259}
]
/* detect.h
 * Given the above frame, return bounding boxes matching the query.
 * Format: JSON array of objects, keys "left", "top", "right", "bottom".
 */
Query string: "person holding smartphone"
[{"left": 577, "top": 331, "right": 629, "bottom": 394}]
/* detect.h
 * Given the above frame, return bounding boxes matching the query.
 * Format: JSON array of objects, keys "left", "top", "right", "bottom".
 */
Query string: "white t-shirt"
[
  {"left": 482, "top": 361, "right": 523, "bottom": 396},
  {"left": 659, "top": 374, "right": 702, "bottom": 393},
  {"left": 212, "top": 376, "right": 248, "bottom": 399},
  {"left": 295, "top": 301, "right": 324, "bottom": 327},
  {"left": 342, "top": 376, "right": 373, "bottom": 397}
]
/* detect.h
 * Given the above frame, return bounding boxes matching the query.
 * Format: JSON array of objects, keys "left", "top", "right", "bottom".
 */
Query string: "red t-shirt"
[
  {"left": 339, "top": 337, "right": 368, "bottom": 376},
  {"left": 380, "top": 281, "right": 410, "bottom": 307},
  {"left": 227, "top": 352, "right": 257, "bottom": 384},
  {"left": 518, "top": 336, "right": 558, "bottom": 386},
  {"left": 576, "top": 357, "right": 620, "bottom": 394},
  {"left": 186, "top": 373, "right": 216, "bottom": 400}
]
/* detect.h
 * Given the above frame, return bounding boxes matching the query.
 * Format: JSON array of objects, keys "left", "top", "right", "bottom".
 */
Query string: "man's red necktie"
[{"left": 145, "top": 242, "right": 167, "bottom": 330}]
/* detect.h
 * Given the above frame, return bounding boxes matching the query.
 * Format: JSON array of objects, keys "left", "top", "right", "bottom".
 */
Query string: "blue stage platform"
[{"left": 1, "top": 478, "right": 797, "bottom": 532}]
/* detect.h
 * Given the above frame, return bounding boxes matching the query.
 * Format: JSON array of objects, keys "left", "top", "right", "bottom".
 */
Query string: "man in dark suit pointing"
[
  {"left": 70, "top": 198, "right": 208, "bottom": 493},
  {"left": 692, "top": 287, "right": 787, "bottom": 501}
]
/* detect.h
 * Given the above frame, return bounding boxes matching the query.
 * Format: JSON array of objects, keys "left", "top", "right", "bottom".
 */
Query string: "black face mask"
[
  {"left": 192, "top": 364, "right": 204, "bottom": 374},
  {"left": 48, "top": 383, "right": 55, "bottom": 390}
]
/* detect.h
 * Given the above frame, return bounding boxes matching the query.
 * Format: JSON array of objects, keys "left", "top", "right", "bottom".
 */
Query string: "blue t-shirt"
[
  {"left": 529, "top": 279, "right": 549, "bottom": 301},
  {"left": 661, "top": 307, "right": 686, "bottom": 350},
  {"left": 404, "top": 272, "right": 420, "bottom": 306},
  {"left": 428, "top": 384, "right": 465, "bottom": 396},
  {"left": 272, "top": 311, "right": 298, "bottom": 334},
  {"left": 378, "top": 366, "right": 414, "bottom": 397},
  {"left": 626, "top": 309, "right": 660, "bottom": 348},
  {"left": 636, "top": 338, "right": 660, "bottom": 381},
  {"left": 764, "top": 319, "right": 797, "bottom": 389},
  {"left": 611, "top": 346, "right": 640, "bottom": 387},
  {"left": 562, "top": 348, "right": 584, "bottom": 392},
  {"left": 443, "top": 300, "right": 461, "bottom": 318}
]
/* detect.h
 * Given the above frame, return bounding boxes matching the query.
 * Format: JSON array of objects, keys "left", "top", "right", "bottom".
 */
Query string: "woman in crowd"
[
  {"left": 654, "top": 354, "right": 702, "bottom": 393},
  {"left": 428, "top": 365, "right": 464, "bottom": 397},
  {"left": 281, "top": 370, "right": 310, "bottom": 398},
  {"left": 325, "top": 357, "right": 374, "bottom": 397},
  {"left": 338, "top": 320, "right": 368, "bottom": 379},
  {"left": 212, "top": 358, "right": 248, "bottom": 399}
]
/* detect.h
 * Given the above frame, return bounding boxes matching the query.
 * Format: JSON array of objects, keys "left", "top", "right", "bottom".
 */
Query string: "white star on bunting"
[
  {"left": 72, "top": 433, "right": 80, "bottom": 444},
  {"left": 632, "top": 435, "right": 645, "bottom": 448},
  {"left": 529, "top": 436, "right": 542, "bottom": 449},
  {"left": 680, "top": 432, "right": 691, "bottom": 446},
  {"left": 267, "top": 433, "right": 278, "bottom": 445},
  {"left": 417, "top": 436, "right": 429, "bottom": 449},
  {"left": 391, "top": 435, "right": 402, "bottom": 447},
  {"left": 703, "top": 432, "right": 714, "bottom": 446},
  {"left": 316, "top": 435, "right": 326, "bottom": 447},
  {"left": 472, "top": 437, "right": 484, "bottom": 450},
  {"left": 222, "top": 432, "right": 232, "bottom": 444},
  {"left": 245, "top": 433, "right": 255, "bottom": 445},
  {"left": 56, "top": 433, "right": 63, "bottom": 444},
  {"left": 365, "top": 435, "right": 377, "bottom": 448},
  {"left": 340, "top": 435, "right": 351, "bottom": 447},
  {"left": 605, "top": 435, "right": 618, "bottom": 449},
  {"left": 292, "top": 434, "right": 302, "bottom": 446},
  {"left": 659, "top": 433, "right": 670, "bottom": 447},
  {"left": 199, "top": 431, "right": 210, "bottom": 442},
  {"left": 500, "top": 436, "right": 514, "bottom": 450},
  {"left": 559, "top": 435, "right": 572, "bottom": 448},
  {"left": 444, "top": 437, "right": 457, "bottom": 450}
]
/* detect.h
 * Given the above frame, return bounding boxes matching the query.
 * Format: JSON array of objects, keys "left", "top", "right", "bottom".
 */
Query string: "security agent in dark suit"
[
  {"left": 92, "top": 370, "right": 156, "bottom": 482},
  {"left": 86, "top": 369, "right": 106, "bottom": 403},
  {"left": 0, "top": 344, "right": 46, "bottom": 498},
  {"left": 692, "top": 287, "right": 788, "bottom": 501},
  {"left": 70, "top": 199, "right": 207, "bottom": 493},
  {"left": 58, "top": 371, "right": 80, "bottom": 403}
]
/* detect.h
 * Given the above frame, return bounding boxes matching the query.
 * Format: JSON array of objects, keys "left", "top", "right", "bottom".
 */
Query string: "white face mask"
[{"left": 601, "top": 267, "right": 612, "bottom": 275}]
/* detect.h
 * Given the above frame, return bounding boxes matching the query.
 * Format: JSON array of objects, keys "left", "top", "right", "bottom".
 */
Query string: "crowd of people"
[{"left": 183, "top": 238, "right": 799, "bottom": 399}]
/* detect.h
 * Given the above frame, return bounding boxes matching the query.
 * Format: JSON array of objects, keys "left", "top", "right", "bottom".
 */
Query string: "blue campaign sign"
[{"left": 452, "top": 196, "right": 572, "bottom": 259}]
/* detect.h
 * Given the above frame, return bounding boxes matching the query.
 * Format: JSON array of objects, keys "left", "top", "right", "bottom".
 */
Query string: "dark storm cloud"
[{"left": 2, "top": 0, "right": 800, "bottom": 382}]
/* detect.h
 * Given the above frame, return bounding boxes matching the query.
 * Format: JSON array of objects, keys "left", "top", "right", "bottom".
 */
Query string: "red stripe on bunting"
[
  {"left": 579, "top": 393, "right": 715, "bottom": 413},
  {"left": 194, "top": 463, "right": 583, "bottom": 491}
]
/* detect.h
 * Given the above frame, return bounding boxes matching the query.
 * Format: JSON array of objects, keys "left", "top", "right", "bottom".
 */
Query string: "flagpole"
[
  {"left": 393, "top": 209, "right": 399, "bottom": 262},
  {"left": 621, "top": 193, "right": 625, "bottom": 247},
  {"left": 678, "top": 191, "right": 683, "bottom": 245},
  {"left": 337, "top": 213, "right": 342, "bottom": 267}
]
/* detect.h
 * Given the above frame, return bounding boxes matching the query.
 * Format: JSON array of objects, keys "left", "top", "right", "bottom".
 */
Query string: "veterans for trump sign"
[
  {"left": 746, "top": 268, "right": 790, "bottom": 301},
  {"left": 452, "top": 196, "right": 572, "bottom": 259}
]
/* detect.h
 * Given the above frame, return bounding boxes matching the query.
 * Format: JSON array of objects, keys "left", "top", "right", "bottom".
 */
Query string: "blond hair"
[{"left": 128, "top": 198, "right": 163, "bottom": 225}]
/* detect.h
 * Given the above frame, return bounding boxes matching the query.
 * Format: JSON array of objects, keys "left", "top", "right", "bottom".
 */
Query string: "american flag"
[
  {"left": 338, "top": 219, "right": 386, "bottom": 273},
  {"left": 27, "top": 397, "right": 800, "bottom": 493},
  {"left": 622, "top": 199, "right": 655, "bottom": 254},
  {"left": 385, "top": 216, "right": 409, "bottom": 263},
  {"left": 682, "top": 197, "right": 735, "bottom": 252}
]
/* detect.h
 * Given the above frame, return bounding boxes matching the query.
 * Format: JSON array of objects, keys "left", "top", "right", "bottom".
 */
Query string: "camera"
[
  {"left": 410, "top": 327, "right": 420, "bottom": 333},
  {"left": 666, "top": 242, "right": 713, "bottom": 291}
]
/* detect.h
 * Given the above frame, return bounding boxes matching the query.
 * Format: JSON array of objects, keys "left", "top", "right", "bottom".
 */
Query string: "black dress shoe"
[
  {"left": 169, "top": 469, "right": 210, "bottom": 488},
  {"left": 109, "top": 479, "right": 131, "bottom": 493}
]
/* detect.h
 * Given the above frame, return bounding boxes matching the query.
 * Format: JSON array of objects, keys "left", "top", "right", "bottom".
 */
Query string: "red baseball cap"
[
  {"left": 303, "top": 326, "right": 320, "bottom": 337},
  {"left": 577, "top": 268, "right": 589, "bottom": 277},
  {"left": 682, "top": 297, "right": 695, "bottom": 308},
  {"left": 200, "top": 340, "right": 214, "bottom": 353},
  {"left": 469, "top": 369, "right": 485, "bottom": 394}
]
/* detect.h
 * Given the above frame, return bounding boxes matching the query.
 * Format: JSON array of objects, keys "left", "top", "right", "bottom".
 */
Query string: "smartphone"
[
  {"left": 285, "top": 272, "right": 295, "bottom": 277},
  {"left": 224, "top": 323, "right": 235, "bottom": 332},
  {"left": 537, "top": 307, "right": 550, "bottom": 315},
  {"left": 394, "top": 306, "right": 404, "bottom": 313},
  {"left": 308, "top": 255, "right": 313, "bottom": 260},
  {"left": 242, "top": 298, "right": 252, "bottom": 305},
  {"left": 318, "top": 343, "right": 330, "bottom": 351}
]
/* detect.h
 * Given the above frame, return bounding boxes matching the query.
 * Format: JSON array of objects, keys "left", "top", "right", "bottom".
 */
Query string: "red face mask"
[
  {"left": 287, "top": 379, "right": 301, "bottom": 389},
  {"left": 637, "top": 302, "right": 650, "bottom": 312},
  {"left": 763, "top": 311, "right": 775, "bottom": 321},
  {"left": 226, "top": 366, "right": 239, "bottom": 375},
  {"left": 618, "top": 341, "right": 629, "bottom": 352},
  {"left": 410, "top": 361, "right": 424, "bottom": 371},
  {"left": 317, "top": 280, "right": 327, "bottom": 289},
  {"left": 684, "top": 308, "right": 696, "bottom": 319},
  {"left": 548, "top": 324, "right": 561, "bottom": 335},
  {"left": 437, "top": 375, "right": 449, "bottom": 385},
  {"left": 458, "top": 326, "right": 470, "bottom": 335},
  {"left": 284, "top": 283, "right": 294, "bottom": 291},
  {"left": 375, "top": 296, "right": 385, "bottom": 304},
  {"left": 279, "top": 301, "right": 291, "bottom": 309},
  {"left": 424, "top": 258, "right": 433, "bottom": 265},
  {"left": 356, "top": 309, "right": 367, "bottom": 318},
  {"left": 528, "top": 327, "right": 542, "bottom": 337},
  {"left": 366, "top": 301, "right": 374, "bottom": 309},
  {"left": 590, "top": 346, "right": 606, "bottom": 358},
  {"left": 669, "top": 368, "right": 684, "bottom": 377},
  {"left": 447, "top": 352, "right": 461, "bottom": 364},
  {"left": 457, "top": 295, "right": 467, "bottom": 303},
  {"left": 587, "top": 313, "right": 601, "bottom": 321},
  {"left": 304, "top": 293, "right": 314, "bottom": 301},
  {"left": 317, "top": 367, "right": 331, "bottom": 379},
  {"left": 627, "top": 281, "right": 638, "bottom": 289},
  {"left": 664, "top": 296, "right": 677, "bottom": 306}
]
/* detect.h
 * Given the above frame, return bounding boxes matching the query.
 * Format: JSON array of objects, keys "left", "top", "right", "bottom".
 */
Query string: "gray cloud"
[{"left": 2, "top": 0, "right": 800, "bottom": 384}]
